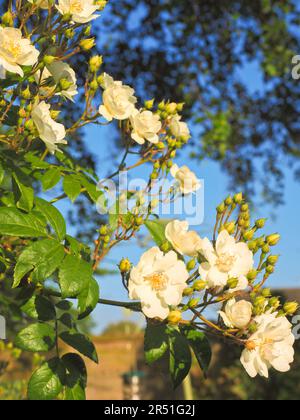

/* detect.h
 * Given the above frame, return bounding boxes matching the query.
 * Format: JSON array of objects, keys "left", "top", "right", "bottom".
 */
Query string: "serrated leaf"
[
  {"left": 168, "top": 327, "right": 192, "bottom": 389},
  {"left": 35, "top": 198, "right": 66, "bottom": 241},
  {"left": 59, "top": 331, "right": 98, "bottom": 363},
  {"left": 63, "top": 175, "right": 81, "bottom": 203},
  {"left": 28, "top": 358, "right": 66, "bottom": 401},
  {"left": 12, "top": 172, "right": 34, "bottom": 212},
  {"left": 21, "top": 295, "right": 56, "bottom": 322},
  {"left": 15, "top": 323, "right": 56, "bottom": 352},
  {"left": 13, "top": 239, "right": 65, "bottom": 288},
  {"left": 41, "top": 168, "right": 61, "bottom": 191},
  {"left": 183, "top": 327, "right": 212, "bottom": 376},
  {"left": 145, "top": 219, "right": 168, "bottom": 246},
  {"left": 78, "top": 278, "right": 99, "bottom": 320},
  {"left": 144, "top": 323, "right": 169, "bottom": 364},
  {"left": 0, "top": 207, "right": 47, "bottom": 238},
  {"left": 59, "top": 255, "right": 93, "bottom": 299},
  {"left": 62, "top": 353, "right": 87, "bottom": 401}
]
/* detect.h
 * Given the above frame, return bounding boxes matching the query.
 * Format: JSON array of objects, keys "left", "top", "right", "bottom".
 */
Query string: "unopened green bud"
[
  {"left": 193, "top": 280, "right": 207, "bottom": 291},
  {"left": 183, "top": 287, "right": 194, "bottom": 297},
  {"left": 261, "top": 288, "right": 271, "bottom": 298},
  {"left": 266, "top": 234, "right": 281, "bottom": 246},
  {"left": 59, "top": 78, "right": 73, "bottom": 91},
  {"left": 2, "top": 11, "right": 13, "bottom": 26},
  {"left": 89, "top": 79, "right": 98, "bottom": 91},
  {"left": 80, "top": 38, "right": 95, "bottom": 51},
  {"left": 269, "top": 297, "right": 280, "bottom": 309},
  {"left": 187, "top": 259, "right": 196, "bottom": 271},
  {"left": 99, "top": 225, "right": 108, "bottom": 236},
  {"left": 227, "top": 277, "right": 239, "bottom": 289},
  {"left": 103, "top": 235, "right": 110, "bottom": 244},
  {"left": 166, "top": 102, "right": 177, "bottom": 114},
  {"left": 262, "top": 244, "right": 270, "bottom": 254},
  {"left": 255, "top": 219, "right": 266, "bottom": 229},
  {"left": 224, "top": 222, "right": 236, "bottom": 235},
  {"left": 50, "top": 110, "right": 60, "bottom": 119},
  {"left": 135, "top": 217, "right": 144, "bottom": 227},
  {"left": 243, "top": 229, "right": 255, "bottom": 241},
  {"left": 65, "top": 28, "right": 75, "bottom": 39},
  {"left": 217, "top": 202, "right": 226, "bottom": 213},
  {"left": 248, "top": 241, "right": 257, "bottom": 252},
  {"left": 151, "top": 172, "right": 158, "bottom": 180},
  {"left": 241, "top": 204, "right": 249, "bottom": 212},
  {"left": 160, "top": 241, "right": 171, "bottom": 253},
  {"left": 168, "top": 310, "right": 182, "bottom": 324},
  {"left": 89, "top": 55, "right": 103, "bottom": 72},
  {"left": 267, "top": 255, "right": 279, "bottom": 265},
  {"left": 247, "top": 269, "right": 258, "bottom": 282},
  {"left": 156, "top": 142, "right": 165, "bottom": 150},
  {"left": 266, "top": 265, "right": 275, "bottom": 274},
  {"left": 144, "top": 99, "right": 155, "bottom": 109},
  {"left": 158, "top": 101, "right": 166, "bottom": 111},
  {"left": 43, "top": 55, "right": 56, "bottom": 65},
  {"left": 24, "top": 120, "right": 35, "bottom": 132},
  {"left": 188, "top": 298, "right": 200, "bottom": 309},
  {"left": 21, "top": 86, "right": 31, "bottom": 100},
  {"left": 84, "top": 25, "right": 92, "bottom": 36},
  {"left": 225, "top": 196, "right": 233, "bottom": 206},
  {"left": 119, "top": 258, "right": 131, "bottom": 273},
  {"left": 95, "top": 0, "right": 108, "bottom": 11},
  {"left": 233, "top": 192, "right": 243, "bottom": 204},
  {"left": 284, "top": 302, "right": 299, "bottom": 315},
  {"left": 254, "top": 296, "right": 266, "bottom": 307}
]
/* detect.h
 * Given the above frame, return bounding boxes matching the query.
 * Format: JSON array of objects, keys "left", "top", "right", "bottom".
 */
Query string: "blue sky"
[{"left": 57, "top": 7, "right": 300, "bottom": 334}]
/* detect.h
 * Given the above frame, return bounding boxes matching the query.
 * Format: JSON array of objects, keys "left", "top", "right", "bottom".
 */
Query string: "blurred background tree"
[{"left": 99, "top": 0, "right": 300, "bottom": 205}]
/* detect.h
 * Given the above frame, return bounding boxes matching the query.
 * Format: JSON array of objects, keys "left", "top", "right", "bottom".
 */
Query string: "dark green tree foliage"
[{"left": 100, "top": 0, "right": 300, "bottom": 204}]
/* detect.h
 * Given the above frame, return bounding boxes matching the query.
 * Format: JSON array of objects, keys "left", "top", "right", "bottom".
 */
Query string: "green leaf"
[
  {"left": 0, "top": 207, "right": 47, "bottom": 238},
  {"left": 63, "top": 175, "right": 81, "bottom": 203},
  {"left": 15, "top": 323, "right": 56, "bottom": 352},
  {"left": 144, "top": 322, "right": 169, "bottom": 364},
  {"left": 12, "top": 172, "right": 34, "bottom": 212},
  {"left": 183, "top": 327, "right": 212, "bottom": 376},
  {"left": 59, "top": 255, "right": 93, "bottom": 299},
  {"left": 78, "top": 277, "right": 100, "bottom": 320},
  {"left": 21, "top": 295, "right": 56, "bottom": 322},
  {"left": 41, "top": 168, "right": 61, "bottom": 191},
  {"left": 59, "top": 331, "right": 98, "bottom": 363},
  {"left": 145, "top": 219, "right": 168, "bottom": 246},
  {"left": 13, "top": 239, "right": 65, "bottom": 288},
  {"left": 62, "top": 353, "right": 87, "bottom": 401},
  {"left": 168, "top": 327, "right": 192, "bottom": 389},
  {"left": 35, "top": 197, "right": 66, "bottom": 241},
  {"left": 0, "top": 163, "right": 4, "bottom": 185},
  {"left": 80, "top": 176, "right": 102, "bottom": 203},
  {"left": 28, "top": 358, "right": 66, "bottom": 401}
]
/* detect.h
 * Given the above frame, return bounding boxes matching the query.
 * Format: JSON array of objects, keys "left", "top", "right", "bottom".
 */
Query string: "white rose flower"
[
  {"left": 130, "top": 109, "right": 162, "bottom": 145},
  {"left": 128, "top": 247, "right": 189, "bottom": 320},
  {"left": 48, "top": 61, "right": 78, "bottom": 101},
  {"left": 31, "top": 101, "right": 67, "bottom": 154},
  {"left": 170, "top": 164, "right": 201, "bottom": 195},
  {"left": 241, "top": 312, "right": 295, "bottom": 378},
  {"left": 28, "top": 0, "right": 51, "bottom": 9},
  {"left": 165, "top": 220, "right": 203, "bottom": 257},
  {"left": 56, "top": 0, "right": 99, "bottom": 24},
  {"left": 169, "top": 114, "right": 191, "bottom": 140},
  {"left": 198, "top": 230, "right": 254, "bottom": 290},
  {"left": 0, "top": 27, "right": 39, "bottom": 77},
  {"left": 99, "top": 76, "right": 137, "bottom": 121},
  {"left": 219, "top": 299, "right": 253, "bottom": 329}
]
